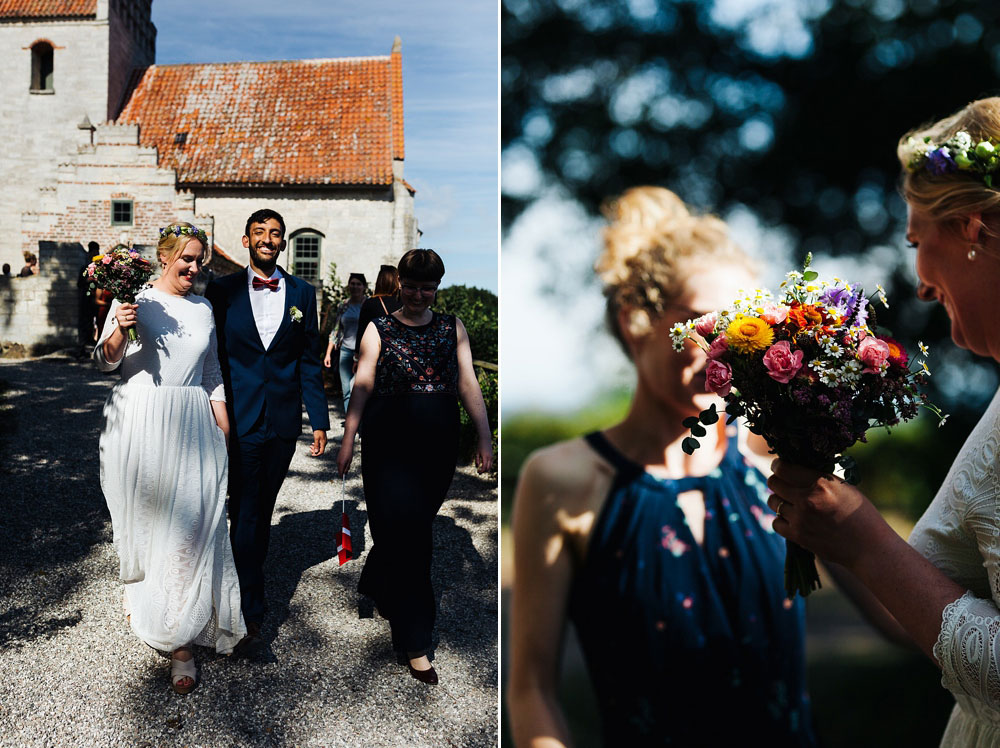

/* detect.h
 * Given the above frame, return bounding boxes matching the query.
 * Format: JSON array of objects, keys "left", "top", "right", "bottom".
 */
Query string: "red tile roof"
[
  {"left": 0, "top": 0, "right": 96, "bottom": 19},
  {"left": 118, "top": 52, "right": 405, "bottom": 188}
]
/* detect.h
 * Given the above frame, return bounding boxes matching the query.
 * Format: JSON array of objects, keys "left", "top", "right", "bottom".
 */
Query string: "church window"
[
  {"left": 174, "top": 132, "right": 188, "bottom": 145},
  {"left": 291, "top": 231, "right": 321, "bottom": 282},
  {"left": 30, "top": 42, "right": 54, "bottom": 92},
  {"left": 111, "top": 200, "right": 133, "bottom": 226}
]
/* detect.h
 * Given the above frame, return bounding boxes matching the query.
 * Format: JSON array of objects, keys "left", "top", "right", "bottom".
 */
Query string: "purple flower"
[
  {"left": 820, "top": 287, "right": 852, "bottom": 316},
  {"left": 926, "top": 148, "right": 957, "bottom": 176},
  {"left": 853, "top": 295, "right": 869, "bottom": 327}
]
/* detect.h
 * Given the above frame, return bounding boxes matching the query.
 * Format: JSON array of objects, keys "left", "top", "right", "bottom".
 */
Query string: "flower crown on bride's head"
[
  {"left": 158, "top": 224, "right": 208, "bottom": 244},
  {"left": 905, "top": 130, "right": 1000, "bottom": 187}
]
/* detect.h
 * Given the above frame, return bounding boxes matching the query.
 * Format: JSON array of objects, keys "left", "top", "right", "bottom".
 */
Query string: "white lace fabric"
[
  {"left": 94, "top": 288, "right": 245, "bottom": 653},
  {"left": 910, "top": 386, "right": 1000, "bottom": 745}
]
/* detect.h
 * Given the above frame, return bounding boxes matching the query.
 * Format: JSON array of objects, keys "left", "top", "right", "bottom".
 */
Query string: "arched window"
[
  {"left": 30, "top": 42, "right": 54, "bottom": 92},
  {"left": 290, "top": 229, "right": 323, "bottom": 283}
]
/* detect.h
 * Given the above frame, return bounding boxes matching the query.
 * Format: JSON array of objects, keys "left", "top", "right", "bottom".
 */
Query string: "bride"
[{"left": 94, "top": 223, "right": 245, "bottom": 694}]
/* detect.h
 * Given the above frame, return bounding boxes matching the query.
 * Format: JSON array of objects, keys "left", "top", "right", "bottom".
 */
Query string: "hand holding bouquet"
[
  {"left": 84, "top": 244, "right": 154, "bottom": 342},
  {"left": 670, "top": 254, "right": 944, "bottom": 597}
]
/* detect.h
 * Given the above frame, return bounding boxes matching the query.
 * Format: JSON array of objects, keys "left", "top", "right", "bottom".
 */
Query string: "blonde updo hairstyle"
[
  {"left": 596, "top": 186, "right": 751, "bottom": 357},
  {"left": 157, "top": 222, "right": 211, "bottom": 268},
  {"left": 897, "top": 97, "right": 1000, "bottom": 242}
]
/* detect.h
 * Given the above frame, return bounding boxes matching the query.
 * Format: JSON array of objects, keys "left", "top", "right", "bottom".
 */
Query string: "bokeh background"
[{"left": 500, "top": 0, "right": 1000, "bottom": 745}]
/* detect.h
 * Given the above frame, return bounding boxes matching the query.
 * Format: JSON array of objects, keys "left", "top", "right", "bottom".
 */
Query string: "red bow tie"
[{"left": 252, "top": 276, "right": 280, "bottom": 292}]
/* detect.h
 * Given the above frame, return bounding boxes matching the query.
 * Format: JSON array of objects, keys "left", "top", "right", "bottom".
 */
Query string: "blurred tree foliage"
[
  {"left": 435, "top": 285, "right": 499, "bottom": 464},
  {"left": 502, "top": 0, "right": 1000, "bottom": 521}
]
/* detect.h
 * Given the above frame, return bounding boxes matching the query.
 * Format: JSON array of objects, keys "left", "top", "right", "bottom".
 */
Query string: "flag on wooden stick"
[{"left": 337, "top": 476, "right": 352, "bottom": 565}]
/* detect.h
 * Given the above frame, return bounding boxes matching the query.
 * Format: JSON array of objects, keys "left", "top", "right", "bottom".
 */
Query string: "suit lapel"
[
  {"left": 266, "top": 266, "right": 295, "bottom": 352},
  {"left": 231, "top": 272, "right": 266, "bottom": 351}
]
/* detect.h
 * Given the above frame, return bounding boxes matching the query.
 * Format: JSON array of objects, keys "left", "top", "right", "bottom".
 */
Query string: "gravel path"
[{"left": 0, "top": 354, "right": 498, "bottom": 747}]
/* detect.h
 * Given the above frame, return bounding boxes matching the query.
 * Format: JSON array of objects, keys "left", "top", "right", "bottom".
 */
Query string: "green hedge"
[{"left": 435, "top": 285, "right": 498, "bottom": 466}]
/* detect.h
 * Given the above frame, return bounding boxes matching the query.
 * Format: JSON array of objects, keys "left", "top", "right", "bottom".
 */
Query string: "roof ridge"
[{"left": 149, "top": 55, "right": 391, "bottom": 70}]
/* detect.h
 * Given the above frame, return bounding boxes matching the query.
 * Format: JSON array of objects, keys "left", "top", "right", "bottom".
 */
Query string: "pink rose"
[
  {"left": 858, "top": 336, "right": 890, "bottom": 373},
  {"left": 695, "top": 313, "right": 718, "bottom": 337},
  {"left": 101, "top": 255, "right": 112, "bottom": 264},
  {"left": 762, "top": 340, "right": 804, "bottom": 383},
  {"left": 759, "top": 302, "right": 789, "bottom": 325},
  {"left": 705, "top": 359, "right": 733, "bottom": 397},
  {"left": 707, "top": 334, "right": 728, "bottom": 360}
]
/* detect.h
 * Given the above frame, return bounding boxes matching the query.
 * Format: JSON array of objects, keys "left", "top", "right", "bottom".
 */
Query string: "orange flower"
[{"left": 787, "top": 302, "right": 824, "bottom": 331}]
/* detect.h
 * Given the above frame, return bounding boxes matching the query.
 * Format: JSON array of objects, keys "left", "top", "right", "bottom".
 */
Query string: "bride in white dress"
[
  {"left": 94, "top": 223, "right": 245, "bottom": 694},
  {"left": 767, "top": 97, "right": 1000, "bottom": 747}
]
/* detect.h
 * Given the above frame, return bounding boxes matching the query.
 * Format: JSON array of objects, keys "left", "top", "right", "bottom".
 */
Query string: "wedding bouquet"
[
  {"left": 670, "top": 254, "right": 944, "bottom": 598},
  {"left": 84, "top": 244, "right": 154, "bottom": 342}
]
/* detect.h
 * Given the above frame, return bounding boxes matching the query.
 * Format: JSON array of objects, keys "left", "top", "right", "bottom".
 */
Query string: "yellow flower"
[
  {"left": 725, "top": 315, "right": 774, "bottom": 353},
  {"left": 91, "top": 254, "right": 104, "bottom": 262}
]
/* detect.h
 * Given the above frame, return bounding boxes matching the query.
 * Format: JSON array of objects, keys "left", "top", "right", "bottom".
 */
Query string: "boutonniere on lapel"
[{"left": 289, "top": 306, "right": 303, "bottom": 323}]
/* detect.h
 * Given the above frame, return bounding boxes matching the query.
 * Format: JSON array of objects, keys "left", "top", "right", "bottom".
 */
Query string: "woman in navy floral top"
[
  {"left": 508, "top": 187, "right": 820, "bottom": 747},
  {"left": 337, "top": 249, "right": 493, "bottom": 685}
]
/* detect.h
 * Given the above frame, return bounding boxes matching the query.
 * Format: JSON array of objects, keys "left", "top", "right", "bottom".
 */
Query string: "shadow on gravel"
[{"left": 0, "top": 359, "right": 114, "bottom": 649}]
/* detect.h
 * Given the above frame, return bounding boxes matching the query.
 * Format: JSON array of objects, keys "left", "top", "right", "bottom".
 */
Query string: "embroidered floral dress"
[
  {"left": 358, "top": 312, "right": 460, "bottom": 654},
  {"left": 568, "top": 430, "right": 817, "bottom": 747}
]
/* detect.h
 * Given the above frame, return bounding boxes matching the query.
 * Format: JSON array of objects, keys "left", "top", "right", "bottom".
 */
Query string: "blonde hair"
[
  {"left": 157, "top": 222, "right": 211, "bottom": 267},
  {"left": 898, "top": 98, "right": 1000, "bottom": 231},
  {"left": 596, "top": 186, "right": 750, "bottom": 354}
]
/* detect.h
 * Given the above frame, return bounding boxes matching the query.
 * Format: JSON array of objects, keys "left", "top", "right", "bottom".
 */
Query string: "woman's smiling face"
[{"left": 907, "top": 205, "right": 1000, "bottom": 360}]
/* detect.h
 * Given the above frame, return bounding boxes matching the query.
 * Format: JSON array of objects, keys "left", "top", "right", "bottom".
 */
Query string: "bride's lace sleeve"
[
  {"left": 93, "top": 299, "right": 124, "bottom": 372},
  {"left": 934, "top": 473, "right": 1000, "bottom": 712},
  {"left": 202, "top": 323, "right": 225, "bottom": 402},
  {"left": 935, "top": 591, "right": 1000, "bottom": 711}
]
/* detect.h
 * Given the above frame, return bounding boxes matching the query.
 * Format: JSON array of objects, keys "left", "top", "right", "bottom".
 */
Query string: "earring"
[{"left": 968, "top": 247, "right": 978, "bottom": 261}]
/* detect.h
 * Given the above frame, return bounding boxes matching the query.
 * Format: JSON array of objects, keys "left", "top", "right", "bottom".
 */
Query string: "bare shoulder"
[{"left": 518, "top": 437, "right": 614, "bottom": 514}]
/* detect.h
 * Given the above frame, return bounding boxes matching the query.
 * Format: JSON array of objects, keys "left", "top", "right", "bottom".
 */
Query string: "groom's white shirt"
[{"left": 246, "top": 266, "right": 285, "bottom": 349}]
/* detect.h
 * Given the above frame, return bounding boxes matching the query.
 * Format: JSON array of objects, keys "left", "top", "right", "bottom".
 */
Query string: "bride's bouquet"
[
  {"left": 670, "top": 254, "right": 944, "bottom": 598},
  {"left": 84, "top": 244, "right": 154, "bottom": 342}
]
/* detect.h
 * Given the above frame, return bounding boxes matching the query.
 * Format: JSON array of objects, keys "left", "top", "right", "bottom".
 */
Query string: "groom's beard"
[{"left": 250, "top": 242, "right": 281, "bottom": 274}]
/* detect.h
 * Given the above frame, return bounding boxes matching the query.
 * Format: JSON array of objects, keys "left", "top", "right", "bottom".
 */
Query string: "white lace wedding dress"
[
  {"left": 910, "top": 386, "right": 1000, "bottom": 746},
  {"left": 95, "top": 286, "right": 245, "bottom": 653}
]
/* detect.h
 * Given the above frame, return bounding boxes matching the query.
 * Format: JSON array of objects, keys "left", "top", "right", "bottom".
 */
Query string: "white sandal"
[{"left": 170, "top": 652, "right": 198, "bottom": 695}]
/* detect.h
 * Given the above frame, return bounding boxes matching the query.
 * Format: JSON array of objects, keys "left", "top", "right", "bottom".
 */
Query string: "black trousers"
[
  {"left": 358, "top": 394, "right": 459, "bottom": 655},
  {"left": 227, "top": 413, "right": 297, "bottom": 625}
]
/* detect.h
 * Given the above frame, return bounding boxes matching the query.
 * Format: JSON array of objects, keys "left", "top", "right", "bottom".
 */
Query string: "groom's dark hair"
[{"left": 245, "top": 209, "right": 286, "bottom": 238}]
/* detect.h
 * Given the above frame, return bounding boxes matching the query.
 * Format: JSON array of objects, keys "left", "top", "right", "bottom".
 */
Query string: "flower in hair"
[
  {"left": 907, "top": 131, "right": 1000, "bottom": 187},
  {"left": 926, "top": 148, "right": 957, "bottom": 176},
  {"left": 158, "top": 224, "right": 208, "bottom": 244}
]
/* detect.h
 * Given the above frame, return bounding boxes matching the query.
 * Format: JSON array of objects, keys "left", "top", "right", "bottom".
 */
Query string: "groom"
[{"left": 207, "top": 208, "right": 330, "bottom": 643}]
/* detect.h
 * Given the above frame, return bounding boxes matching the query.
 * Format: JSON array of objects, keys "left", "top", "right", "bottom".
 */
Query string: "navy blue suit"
[{"left": 207, "top": 268, "right": 330, "bottom": 624}]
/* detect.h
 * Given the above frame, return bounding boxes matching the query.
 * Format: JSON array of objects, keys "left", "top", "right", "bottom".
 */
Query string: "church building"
[{"left": 0, "top": 0, "right": 418, "bottom": 291}]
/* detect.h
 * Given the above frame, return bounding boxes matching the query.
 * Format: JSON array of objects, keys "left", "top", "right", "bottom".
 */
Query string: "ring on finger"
[{"left": 775, "top": 499, "right": 786, "bottom": 519}]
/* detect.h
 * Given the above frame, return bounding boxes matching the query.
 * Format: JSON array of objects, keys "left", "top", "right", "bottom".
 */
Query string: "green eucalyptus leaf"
[
  {"left": 690, "top": 424, "right": 707, "bottom": 437},
  {"left": 700, "top": 404, "right": 720, "bottom": 424},
  {"left": 681, "top": 437, "right": 700, "bottom": 455},
  {"left": 682, "top": 416, "right": 701, "bottom": 429}
]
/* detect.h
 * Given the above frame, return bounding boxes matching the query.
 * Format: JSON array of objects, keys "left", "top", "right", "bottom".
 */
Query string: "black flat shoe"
[{"left": 407, "top": 663, "right": 438, "bottom": 685}]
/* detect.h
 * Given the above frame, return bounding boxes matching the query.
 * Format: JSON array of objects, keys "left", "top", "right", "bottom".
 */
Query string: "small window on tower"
[
  {"left": 174, "top": 132, "right": 188, "bottom": 145},
  {"left": 111, "top": 200, "right": 133, "bottom": 226},
  {"left": 30, "top": 42, "right": 54, "bottom": 92}
]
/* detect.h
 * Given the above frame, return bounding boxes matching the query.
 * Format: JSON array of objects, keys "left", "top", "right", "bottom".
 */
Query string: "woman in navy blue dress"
[{"left": 508, "top": 187, "right": 819, "bottom": 747}]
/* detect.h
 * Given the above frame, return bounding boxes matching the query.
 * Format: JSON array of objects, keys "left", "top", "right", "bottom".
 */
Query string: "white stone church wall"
[
  {"left": 0, "top": 17, "right": 111, "bottom": 269},
  {"left": 194, "top": 186, "right": 418, "bottom": 288}
]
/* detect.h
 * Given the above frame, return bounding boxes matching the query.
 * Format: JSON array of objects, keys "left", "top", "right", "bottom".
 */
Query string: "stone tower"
[{"left": 0, "top": 0, "right": 156, "bottom": 268}]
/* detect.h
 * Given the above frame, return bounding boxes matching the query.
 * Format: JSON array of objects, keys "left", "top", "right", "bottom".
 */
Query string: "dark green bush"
[
  {"left": 434, "top": 285, "right": 498, "bottom": 363},
  {"left": 435, "top": 285, "right": 498, "bottom": 466}
]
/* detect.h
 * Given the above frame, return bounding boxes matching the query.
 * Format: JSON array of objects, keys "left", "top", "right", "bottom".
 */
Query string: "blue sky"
[{"left": 152, "top": 0, "right": 498, "bottom": 292}]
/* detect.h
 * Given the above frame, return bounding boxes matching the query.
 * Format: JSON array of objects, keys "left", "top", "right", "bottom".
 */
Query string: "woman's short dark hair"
[
  {"left": 397, "top": 249, "right": 445, "bottom": 282},
  {"left": 348, "top": 272, "right": 367, "bottom": 286},
  {"left": 374, "top": 264, "right": 399, "bottom": 295}
]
